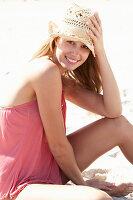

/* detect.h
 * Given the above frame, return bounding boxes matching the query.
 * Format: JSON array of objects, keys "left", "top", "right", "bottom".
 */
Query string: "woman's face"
[{"left": 54, "top": 37, "right": 90, "bottom": 72}]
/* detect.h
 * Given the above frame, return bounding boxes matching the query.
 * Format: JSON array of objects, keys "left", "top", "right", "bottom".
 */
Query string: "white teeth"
[{"left": 66, "top": 57, "right": 78, "bottom": 63}]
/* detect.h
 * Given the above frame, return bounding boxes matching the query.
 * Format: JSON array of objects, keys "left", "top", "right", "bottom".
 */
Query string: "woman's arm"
[
  {"left": 66, "top": 12, "right": 122, "bottom": 118},
  {"left": 95, "top": 50, "right": 122, "bottom": 118},
  {"left": 30, "top": 59, "right": 86, "bottom": 186},
  {"left": 87, "top": 12, "right": 122, "bottom": 117},
  {"left": 63, "top": 76, "right": 120, "bottom": 118}
]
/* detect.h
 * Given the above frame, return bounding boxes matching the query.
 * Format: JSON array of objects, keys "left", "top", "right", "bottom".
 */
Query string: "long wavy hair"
[{"left": 31, "top": 37, "right": 102, "bottom": 94}]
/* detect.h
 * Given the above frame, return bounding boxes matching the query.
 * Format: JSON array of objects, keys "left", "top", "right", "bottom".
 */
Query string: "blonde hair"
[{"left": 31, "top": 37, "right": 102, "bottom": 94}]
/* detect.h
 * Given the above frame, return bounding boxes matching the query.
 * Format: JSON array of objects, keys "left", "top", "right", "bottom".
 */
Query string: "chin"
[
  {"left": 63, "top": 63, "right": 80, "bottom": 71},
  {"left": 65, "top": 65, "right": 77, "bottom": 71}
]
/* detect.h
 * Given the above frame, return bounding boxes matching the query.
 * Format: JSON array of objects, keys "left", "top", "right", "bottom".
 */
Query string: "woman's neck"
[{"left": 48, "top": 55, "right": 66, "bottom": 75}]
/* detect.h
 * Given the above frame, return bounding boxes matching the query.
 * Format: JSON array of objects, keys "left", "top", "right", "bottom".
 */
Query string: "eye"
[
  {"left": 67, "top": 41, "right": 74, "bottom": 45},
  {"left": 82, "top": 45, "right": 89, "bottom": 49}
]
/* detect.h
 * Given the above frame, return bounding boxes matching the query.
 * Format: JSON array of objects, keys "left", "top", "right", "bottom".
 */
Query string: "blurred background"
[
  {"left": 1, "top": 2, "right": 133, "bottom": 196},
  {"left": 0, "top": 0, "right": 133, "bottom": 90},
  {"left": 0, "top": 0, "right": 133, "bottom": 128}
]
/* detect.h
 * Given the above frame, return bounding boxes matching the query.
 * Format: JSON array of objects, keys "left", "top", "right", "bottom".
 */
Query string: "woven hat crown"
[
  {"left": 48, "top": 2, "right": 95, "bottom": 56},
  {"left": 64, "top": 2, "right": 92, "bottom": 26}
]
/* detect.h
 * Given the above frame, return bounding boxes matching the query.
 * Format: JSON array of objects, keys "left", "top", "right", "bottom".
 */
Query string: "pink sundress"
[{"left": 0, "top": 91, "right": 66, "bottom": 199}]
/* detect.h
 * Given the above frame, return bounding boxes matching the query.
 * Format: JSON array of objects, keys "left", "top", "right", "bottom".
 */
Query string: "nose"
[{"left": 71, "top": 45, "right": 80, "bottom": 58}]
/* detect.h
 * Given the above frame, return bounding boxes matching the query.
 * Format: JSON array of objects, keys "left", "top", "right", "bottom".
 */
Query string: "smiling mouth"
[{"left": 65, "top": 56, "right": 79, "bottom": 64}]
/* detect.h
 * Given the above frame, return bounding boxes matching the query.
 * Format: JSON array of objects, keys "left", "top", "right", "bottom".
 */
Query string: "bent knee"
[
  {"left": 87, "top": 187, "right": 113, "bottom": 200},
  {"left": 96, "top": 190, "right": 113, "bottom": 200},
  {"left": 106, "top": 115, "right": 132, "bottom": 143},
  {"left": 106, "top": 115, "right": 130, "bottom": 131}
]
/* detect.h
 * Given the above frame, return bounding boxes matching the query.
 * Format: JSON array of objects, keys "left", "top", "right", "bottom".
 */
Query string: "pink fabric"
[{"left": 0, "top": 91, "right": 66, "bottom": 199}]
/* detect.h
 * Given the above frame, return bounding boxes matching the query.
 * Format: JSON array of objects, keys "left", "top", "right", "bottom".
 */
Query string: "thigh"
[
  {"left": 61, "top": 117, "right": 123, "bottom": 184},
  {"left": 15, "top": 183, "right": 112, "bottom": 200}
]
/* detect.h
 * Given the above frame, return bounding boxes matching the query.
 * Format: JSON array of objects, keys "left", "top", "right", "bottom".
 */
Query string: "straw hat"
[{"left": 48, "top": 2, "right": 95, "bottom": 56}]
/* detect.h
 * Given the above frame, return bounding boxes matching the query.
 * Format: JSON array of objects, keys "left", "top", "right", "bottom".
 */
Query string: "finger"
[
  {"left": 87, "top": 23, "right": 100, "bottom": 38},
  {"left": 89, "top": 15, "right": 101, "bottom": 33},
  {"left": 100, "top": 186, "right": 114, "bottom": 191},
  {"left": 105, "top": 182, "right": 116, "bottom": 186},
  {"left": 127, "top": 183, "right": 133, "bottom": 191},
  {"left": 127, "top": 183, "right": 133, "bottom": 186},
  {"left": 87, "top": 30, "right": 95, "bottom": 41},
  {"left": 128, "top": 185, "right": 133, "bottom": 188},
  {"left": 117, "top": 183, "right": 133, "bottom": 187},
  {"left": 94, "top": 12, "right": 102, "bottom": 26},
  {"left": 103, "top": 184, "right": 117, "bottom": 189},
  {"left": 104, "top": 187, "right": 113, "bottom": 191},
  {"left": 104, "top": 184, "right": 116, "bottom": 188}
]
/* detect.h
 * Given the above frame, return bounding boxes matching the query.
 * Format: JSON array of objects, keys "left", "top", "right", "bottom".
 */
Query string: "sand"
[{"left": 0, "top": 0, "right": 133, "bottom": 199}]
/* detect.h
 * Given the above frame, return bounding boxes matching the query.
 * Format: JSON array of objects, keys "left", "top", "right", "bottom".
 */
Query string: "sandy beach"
[{"left": 0, "top": 0, "right": 133, "bottom": 199}]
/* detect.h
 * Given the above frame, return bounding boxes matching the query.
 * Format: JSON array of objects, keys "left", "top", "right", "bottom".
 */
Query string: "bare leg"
[
  {"left": 15, "top": 184, "right": 112, "bottom": 200},
  {"left": 13, "top": 116, "right": 133, "bottom": 199},
  {"left": 61, "top": 115, "right": 133, "bottom": 196}
]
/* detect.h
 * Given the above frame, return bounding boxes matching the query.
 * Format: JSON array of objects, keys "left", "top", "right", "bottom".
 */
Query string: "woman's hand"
[
  {"left": 85, "top": 178, "right": 117, "bottom": 191},
  {"left": 85, "top": 179, "right": 133, "bottom": 197},
  {"left": 87, "top": 12, "right": 104, "bottom": 56}
]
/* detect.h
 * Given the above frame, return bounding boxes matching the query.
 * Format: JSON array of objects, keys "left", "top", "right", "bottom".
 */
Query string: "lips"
[{"left": 65, "top": 56, "right": 79, "bottom": 64}]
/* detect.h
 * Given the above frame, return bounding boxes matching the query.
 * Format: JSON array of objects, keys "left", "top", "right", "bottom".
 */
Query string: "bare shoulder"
[
  {"left": 27, "top": 57, "right": 62, "bottom": 97},
  {"left": 27, "top": 57, "right": 61, "bottom": 81}
]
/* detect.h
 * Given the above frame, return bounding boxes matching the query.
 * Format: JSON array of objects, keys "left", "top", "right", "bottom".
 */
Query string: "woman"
[{"left": 0, "top": 2, "right": 133, "bottom": 200}]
